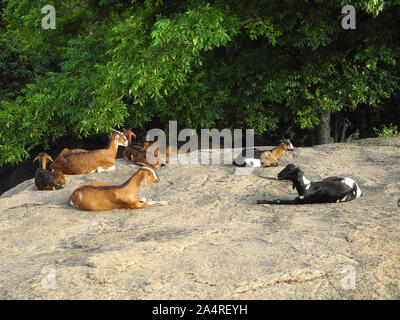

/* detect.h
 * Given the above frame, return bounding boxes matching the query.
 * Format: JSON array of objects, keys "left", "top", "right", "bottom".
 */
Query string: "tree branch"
[
  {"left": 56, "top": 0, "right": 90, "bottom": 18},
  {"left": 241, "top": 17, "right": 255, "bottom": 25},
  {"left": 88, "top": 21, "right": 98, "bottom": 35}
]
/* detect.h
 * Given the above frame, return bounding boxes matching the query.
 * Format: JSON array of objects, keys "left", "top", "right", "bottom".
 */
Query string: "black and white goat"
[{"left": 257, "top": 164, "right": 362, "bottom": 204}]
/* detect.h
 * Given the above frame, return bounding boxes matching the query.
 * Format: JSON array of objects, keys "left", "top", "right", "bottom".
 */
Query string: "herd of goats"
[{"left": 32, "top": 129, "right": 362, "bottom": 211}]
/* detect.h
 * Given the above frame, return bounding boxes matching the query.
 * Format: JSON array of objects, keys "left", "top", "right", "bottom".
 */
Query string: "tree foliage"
[{"left": 0, "top": 0, "right": 399, "bottom": 165}]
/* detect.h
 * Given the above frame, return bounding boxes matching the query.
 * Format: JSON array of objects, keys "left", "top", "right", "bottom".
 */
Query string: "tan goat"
[
  {"left": 50, "top": 131, "right": 128, "bottom": 174},
  {"left": 69, "top": 166, "right": 168, "bottom": 211}
]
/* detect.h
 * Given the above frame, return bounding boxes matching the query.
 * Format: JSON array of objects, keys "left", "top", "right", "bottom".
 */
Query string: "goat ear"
[{"left": 33, "top": 156, "right": 40, "bottom": 163}]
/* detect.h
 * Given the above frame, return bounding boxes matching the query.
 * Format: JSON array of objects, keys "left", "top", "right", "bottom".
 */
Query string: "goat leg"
[
  {"left": 147, "top": 200, "right": 168, "bottom": 206},
  {"left": 127, "top": 201, "right": 150, "bottom": 209}
]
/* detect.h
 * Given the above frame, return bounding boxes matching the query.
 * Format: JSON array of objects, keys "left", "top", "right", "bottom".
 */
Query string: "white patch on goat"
[
  {"left": 340, "top": 195, "right": 348, "bottom": 202},
  {"left": 244, "top": 158, "right": 261, "bottom": 167},
  {"left": 299, "top": 195, "right": 304, "bottom": 199},
  {"left": 302, "top": 176, "right": 311, "bottom": 187},
  {"left": 152, "top": 201, "right": 168, "bottom": 206},
  {"left": 78, "top": 192, "right": 83, "bottom": 201},
  {"left": 289, "top": 142, "right": 294, "bottom": 150},
  {"left": 96, "top": 166, "right": 104, "bottom": 173},
  {"left": 342, "top": 177, "right": 355, "bottom": 189},
  {"left": 69, "top": 200, "right": 74, "bottom": 207},
  {"left": 342, "top": 177, "right": 362, "bottom": 198},
  {"left": 356, "top": 185, "right": 362, "bottom": 198},
  {"left": 106, "top": 165, "right": 115, "bottom": 171},
  {"left": 116, "top": 134, "right": 128, "bottom": 147}
]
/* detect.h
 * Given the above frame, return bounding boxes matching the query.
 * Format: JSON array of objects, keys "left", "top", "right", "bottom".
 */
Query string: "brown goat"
[
  {"left": 142, "top": 142, "right": 177, "bottom": 164},
  {"left": 69, "top": 166, "right": 167, "bottom": 211},
  {"left": 33, "top": 153, "right": 66, "bottom": 190},
  {"left": 122, "top": 129, "right": 163, "bottom": 168},
  {"left": 123, "top": 129, "right": 137, "bottom": 145},
  {"left": 260, "top": 139, "right": 294, "bottom": 167},
  {"left": 124, "top": 131, "right": 177, "bottom": 165},
  {"left": 123, "top": 145, "right": 162, "bottom": 168},
  {"left": 50, "top": 131, "right": 129, "bottom": 174}
]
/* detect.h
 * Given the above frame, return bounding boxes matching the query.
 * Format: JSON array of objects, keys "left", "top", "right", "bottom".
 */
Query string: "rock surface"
[{"left": 0, "top": 137, "right": 399, "bottom": 299}]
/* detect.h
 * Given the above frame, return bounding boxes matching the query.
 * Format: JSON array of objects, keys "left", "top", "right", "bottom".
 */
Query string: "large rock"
[{"left": 0, "top": 137, "right": 399, "bottom": 299}]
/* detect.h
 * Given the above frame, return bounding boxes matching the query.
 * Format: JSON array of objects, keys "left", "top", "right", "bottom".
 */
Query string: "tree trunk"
[
  {"left": 339, "top": 120, "right": 348, "bottom": 142},
  {"left": 315, "top": 109, "right": 332, "bottom": 145},
  {"left": 333, "top": 115, "right": 340, "bottom": 142}
]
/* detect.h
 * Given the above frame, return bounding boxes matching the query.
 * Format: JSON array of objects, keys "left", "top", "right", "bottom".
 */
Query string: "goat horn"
[{"left": 112, "top": 128, "right": 123, "bottom": 134}]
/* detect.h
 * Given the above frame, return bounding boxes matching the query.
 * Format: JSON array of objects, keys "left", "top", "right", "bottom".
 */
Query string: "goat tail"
[{"left": 257, "top": 199, "right": 298, "bottom": 205}]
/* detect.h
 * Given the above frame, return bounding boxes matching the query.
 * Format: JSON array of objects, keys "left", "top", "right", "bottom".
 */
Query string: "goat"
[
  {"left": 69, "top": 166, "right": 168, "bottom": 211},
  {"left": 123, "top": 129, "right": 137, "bottom": 145},
  {"left": 122, "top": 144, "right": 162, "bottom": 168},
  {"left": 139, "top": 138, "right": 177, "bottom": 164},
  {"left": 50, "top": 131, "right": 129, "bottom": 174},
  {"left": 257, "top": 163, "right": 362, "bottom": 204},
  {"left": 124, "top": 130, "right": 177, "bottom": 165},
  {"left": 234, "top": 139, "right": 294, "bottom": 167},
  {"left": 56, "top": 129, "right": 133, "bottom": 159},
  {"left": 144, "top": 143, "right": 177, "bottom": 165},
  {"left": 122, "top": 129, "right": 163, "bottom": 168},
  {"left": 33, "top": 153, "right": 66, "bottom": 190}
]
